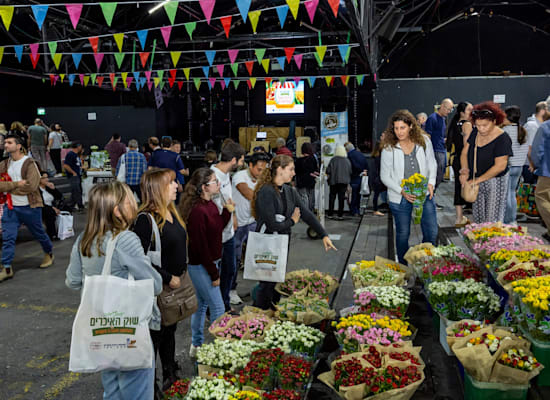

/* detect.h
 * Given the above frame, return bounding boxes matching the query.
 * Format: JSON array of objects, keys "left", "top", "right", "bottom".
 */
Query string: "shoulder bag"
[{"left": 461, "top": 135, "right": 479, "bottom": 203}]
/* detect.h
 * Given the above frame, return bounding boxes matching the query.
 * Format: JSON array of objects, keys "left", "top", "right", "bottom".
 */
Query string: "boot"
[
  {"left": 40, "top": 253, "right": 54, "bottom": 268},
  {"left": 0, "top": 266, "right": 14, "bottom": 282}
]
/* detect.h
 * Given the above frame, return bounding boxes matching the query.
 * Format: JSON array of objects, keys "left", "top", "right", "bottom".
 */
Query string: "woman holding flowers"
[
  {"left": 380, "top": 109, "right": 438, "bottom": 264},
  {"left": 460, "top": 102, "right": 512, "bottom": 224}
]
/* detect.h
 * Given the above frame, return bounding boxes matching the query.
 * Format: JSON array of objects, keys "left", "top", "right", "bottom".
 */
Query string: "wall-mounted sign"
[
  {"left": 493, "top": 94, "right": 506, "bottom": 103},
  {"left": 88, "top": 112, "right": 97, "bottom": 121},
  {"left": 37, "top": 108, "right": 46, "bottom": 116}
]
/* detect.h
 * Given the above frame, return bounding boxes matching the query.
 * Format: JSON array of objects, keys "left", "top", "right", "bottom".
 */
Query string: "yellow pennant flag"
[
  {"left": 153, "top": 77, "right": 160, "bottom": 88},
  {"left": 316, "top": 46, "right": 327, "bottom": 63},
  {"left": 325, "top": 76, "right": 332, "bottom": 86},
  {"left": 121, "top": 72, "right": 128, "bottom": 88},
  {"left": 286, "top": 0, "right": 300, "bottom": 20},
  {"left": 170, "top": 51, "right": 181, "bottom": 67},
  {"left": 248, "top": 10, "right": 261, "bottom": 34},
  {"left": 0, "top": 47, "right": 4, "bottom": 64},
  {"left": 0, "top": 6, "right": 14, "bottom": 31},
  {"left": 261, "top": 59, "right": 270, "bottom": 73},
  {"left": 183, "top": 68, "right": 191, "bottom": 80},
  {"left": 59, "top": 74, "right": 66, "bottom": 83},
  {"left": 83, "top": 75, "right": 90, "bottom": 87},
  {"left": 113, "top": 33, "right": 124, "bottom": 52},
  {"left": 52, "top": 53, "right": 62, "bottom": 70},
  {"left": 250, "top": 77, "right": 257, "bottom": 88}
]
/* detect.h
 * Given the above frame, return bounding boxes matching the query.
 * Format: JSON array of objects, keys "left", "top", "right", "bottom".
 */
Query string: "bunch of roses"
[
  {"left": 368, "top": 365, "right": 422, "bottom": 395},
  {"left": 163, "top": 379, "right": 190, "bottom": 399},
  {"left": 451, "top": 321, "right": 484, "bottom": 337},
  {"left": 353, "top": 286, "right": 410, "bottom": 318},
  {"left": 333, "top": 357, "right": 377, "bottom": 390},
  {"left": 274, "top": 354, "right": 312, "bottom": 391},
  {"left": 238, "top": 348, "right": 284, "bottom": 390},
  {"left": 498, "top": 348, "right": 541, "bottom": 372},
  {"left": 262, "top": 389, "right": 302, "bottom": 400}
]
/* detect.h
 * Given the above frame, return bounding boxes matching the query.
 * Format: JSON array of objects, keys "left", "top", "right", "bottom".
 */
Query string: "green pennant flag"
[
  {"left": 48, "top": 41, "right": 57, "bottom": 56},
  {"left": 159, "top": 80, "right": 166, "bottom": 90},
  {"left": 193, "top": 77, "right": 201, "bottom": 90},
  {"left": 157, "top": 70, "right": 164, "bottom": 80},
  {"left": 91, "top": 73, "right": 97, "bottom": 85},
  {"left": 315, "top": 45, "right": 327, "bottom": 64},
  {"left": 313, "top": 52, "right": 322, "bottom": 67},
  {"left": 231, "top": 63, "right": 238, "bottom": 77},
  {"left": 170, "top": 51, "right": 181, "bottom": 67},
  {"left": 52, "top": 53, "right": 62, "bottom": 70},
  {"left": 100, "top": 2, "right": 117, "bottom": 27},
  {"left": 0, "top": 47, "right": 4, "bottom": 64},
  {"left": 183, "top": 68, "right": 190, "bottom": 80},
  {"left": 279, "top": 77, "right": 286, "bottom": 84},
  {"left": 250, "top": 77, "right": 257, "bottom": 88},
  {"left": 261, "top": 59, "right": 270, "bottom": 73},
  {"left": 114, "top": 52, "right": 125, "bottom": 68},
  {"left": 113, "top": 33, "right": 124, "bottom": 52},
  {"left": 185, "top": 22, "right": 196, "bottom": 39},
  {"left": 255, "top": 48, "right": 266, "bottom": 64},
  {"left": 163, "top": 1, "right": 178, "bottom": 25},
  {"left": 232, "top": 79, "right": 239, "bottom": 89}
]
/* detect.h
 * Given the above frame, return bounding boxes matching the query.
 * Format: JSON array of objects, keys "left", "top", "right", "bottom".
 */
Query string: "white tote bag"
[
  {"left": 117, "top": 154, "right": 126, "bottom": 183},
  {"left": 360, "top": 175, "right": 370, "bottom": 195},
  {"left": 243, "top": 226, "right": 289, "bottom": 283},
  {"left": 69, "top": 235, "right": 155, "bottom": 373},
  {"left": 56, "top": 211, "right": 74, "bottom": 240}
]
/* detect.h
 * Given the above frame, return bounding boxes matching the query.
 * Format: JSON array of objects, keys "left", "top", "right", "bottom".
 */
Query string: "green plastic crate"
[
  {"left": 464, "top": 373, "right": 528, "bottom": 400},
  {"left": 519, "top": 326, "right": 550, "bottom": 386}
]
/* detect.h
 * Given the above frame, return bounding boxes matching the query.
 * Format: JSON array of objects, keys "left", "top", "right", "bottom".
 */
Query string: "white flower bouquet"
[
  {"left": 264, "top": 321, "right": 325, "bottom": 358},
  {"left": 185, "top": 377, "right": 237, "bottom": 400},
  {"left": 353, "top": 286, "right": 410, "bottom": 318},
  {"left": 196, "top": 339, "right": 265, "bottom": 373}
]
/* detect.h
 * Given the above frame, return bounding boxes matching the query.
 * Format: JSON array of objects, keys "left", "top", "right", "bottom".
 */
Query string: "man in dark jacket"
[{"left": 344, "top": 142, "right": 368, "bottom": 216}]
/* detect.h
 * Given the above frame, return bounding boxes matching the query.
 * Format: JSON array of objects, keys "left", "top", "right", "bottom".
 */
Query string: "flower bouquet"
[
  {"left": 489, "top": 341, "right": 544, "bottom": 384},
  {"left": 196, "top": 339, "right": 265, "bottom": 374},
  {"left": 228, "top": 390, "right": 262, "bottom": 400},
  {"left": 273, "top": 354, "right": 313, "bottom": 391},
  {"left": 184, "top": 377, "right": 237, "bottom": 400},
  {"left": 209, "top": 312, "right": 274, "bottom": 342},
  {"left": 445, "top": 320, "right": 485, "bottom": 349},
  {"left": 463, "top": 222, "right": 526, "bottom": 247},
  {"left": 262, "top": 389, "right": 302, "bottom": 399},
  {"left": 401, "top": 173, "right": 428, "bottom": 224},
  {"left": 237, "top": 348, "right": 284, "bottom": 391},
  {"left": 353, "top": 286, "right": 410, "bottom": 318},
  {"left": 403, "top": 243, "right": 434, "bottom": 266},
  {"left": 275, "top": 269, "right": 339, "bottom": 298},
  {"left": 264, "top": 321, "right": 325, "bottom": 358},
  {"left": 497, "top": 262, "right": 550, "bottom": 295},
  {"left": 512, "top": 275, "right": 550, "bottom": 341},
  {"left": 349, "top": 260, "right": 407, "bottom": 289},
  {"left": 163, "top": 379, "right": 190, "bottom": 399},
  {"left": 275, "top": 295, "right": 335, "bottom": 325}
]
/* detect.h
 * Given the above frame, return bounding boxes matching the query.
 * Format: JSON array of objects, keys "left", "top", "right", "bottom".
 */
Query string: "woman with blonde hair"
[
  {"left": 9, "top": 121, "right": 28, "bottom": 150},
  {"left": 133, "top": 168, "right": 188, "bottom": 392},
  {"left": 380, "top": 110, "right": 438, "bottom": 264},
  {"left": 326, "top": 145, "right": 352, "bottom": 220},
  {"left": 65, "top": 181, "right": 162, "bottom": 399},
  {"left": 251, "top": 155, "right": 337, "bottom": 310}
]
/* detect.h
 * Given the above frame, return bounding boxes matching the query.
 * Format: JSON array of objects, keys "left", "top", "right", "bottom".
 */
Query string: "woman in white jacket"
[{"left": 380, "top": 110, "right": 438, "bottom": 264}]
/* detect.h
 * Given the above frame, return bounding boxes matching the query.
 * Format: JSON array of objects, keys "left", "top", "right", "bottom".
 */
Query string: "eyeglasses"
[
  {"left": 472, "top": 109, "right": 494, "bottom": 118},
  {"left": 206, "top": 178, "right": 219, "bottom": 185}
]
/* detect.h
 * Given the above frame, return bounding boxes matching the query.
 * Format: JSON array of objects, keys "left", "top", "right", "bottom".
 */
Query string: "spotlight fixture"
[{"left": 149, "top": 0, "right": 171, "bottom": 14}]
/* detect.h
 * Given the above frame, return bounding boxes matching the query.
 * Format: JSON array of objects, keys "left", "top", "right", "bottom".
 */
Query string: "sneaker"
[
  {"left": 0, "top": 266, "right": 14, "bottom": 282},
  {"left": 230, "top": 290, "right": 243, "bottom": 305},
  {"left": 40, "top": 253, "right": 54, "bottom": 268},
  {"left": 189, "top": 344, "right": 200, "bottom": 358},
  {"left": 436, "top": 203, "right": 444, "bottom": 210},
  {"left": 373, "top": 211, "right": 385, "bottom": 217}
]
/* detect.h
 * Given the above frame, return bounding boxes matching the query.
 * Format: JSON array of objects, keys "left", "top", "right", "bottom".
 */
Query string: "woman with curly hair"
[
  {"left": 380, "top": 110, "right": 438, "bottom": 264},
  {"left": 460, "top": 101, "right": 512, "bottom": 224},
  {"left": 177, "top": 168, "right": 234, "bottom": 358}
]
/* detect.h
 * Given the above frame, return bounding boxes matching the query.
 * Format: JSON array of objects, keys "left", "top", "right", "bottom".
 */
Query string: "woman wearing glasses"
[
  {"left": 178, "top": 168, "right": 234, "bottom": 357},
  {"left": 460, "top": 102, "right": 512, "bottom": 223}
]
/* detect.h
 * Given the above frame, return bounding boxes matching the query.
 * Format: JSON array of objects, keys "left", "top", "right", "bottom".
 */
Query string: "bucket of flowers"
[{"left": 512, "top": 275, "right": 550, "bottom": 342}]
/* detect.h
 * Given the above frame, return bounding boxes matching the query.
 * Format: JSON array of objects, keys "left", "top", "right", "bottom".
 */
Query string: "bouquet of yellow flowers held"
[{"left": 401, "top": 173, "right": 428, "bottom": 224}]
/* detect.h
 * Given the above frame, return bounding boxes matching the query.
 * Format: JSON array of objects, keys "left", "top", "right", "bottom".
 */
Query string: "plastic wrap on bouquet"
[{"left": 400, "top": 173, "right": 428, "bottom": 225}]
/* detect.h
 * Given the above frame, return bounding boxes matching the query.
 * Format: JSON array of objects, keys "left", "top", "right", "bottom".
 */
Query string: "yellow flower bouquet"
[{"left": 401, "top": 173, "right": 428, "bottom": 224}]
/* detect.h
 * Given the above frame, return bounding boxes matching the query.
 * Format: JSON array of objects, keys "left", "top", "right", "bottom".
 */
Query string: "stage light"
[{"left": 149, "top": 0, "right": 171, "bottom": 14}]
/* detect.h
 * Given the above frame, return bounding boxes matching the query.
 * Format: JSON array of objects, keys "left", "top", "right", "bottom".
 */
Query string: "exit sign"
[{"left": 37, "top": 108, "right": 46, "bottom": 115}]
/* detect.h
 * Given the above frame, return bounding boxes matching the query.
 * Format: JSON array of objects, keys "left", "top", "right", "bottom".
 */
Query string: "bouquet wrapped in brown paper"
[
  {"left": 208, "top": 312, "right": 274, "bottom": 341},
  {"left": 275, "top": 295, "right": 336, "bottom": 325},
  {"left": 489, "top": 341, "right": 544, "bottom": 384},
  {"left": 404, "top": 243, "right": 434, "bottom": 266},
  {"left": 275, "top": 269, "right": 339, "bottom": 298},
  {"left": 350, "top": 261, "right": 407, "bottom": 289},
  {"left": 496, "top": 263, "right": 538, "bottom": 295},
  {"left": 445, "top": 320, "right": 486, "bottom": 350}
]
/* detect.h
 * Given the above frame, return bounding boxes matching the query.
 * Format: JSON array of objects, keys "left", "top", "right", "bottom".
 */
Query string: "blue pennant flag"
[
  {"left": 202, "top": 66, "right": 210, "bottom": 77},
  {"left": 276, "top": 56, "right": 286, "bottom": 72},
  {"left": 31, "top": 5, "right": 49, "bottom": 30},
  {"left": 72, "top": 53, "right": 82, "bottom": 69},
  {"left": 133, "top": 71, "right": 140, "bottom": 82},
  {"left": 14, "top": 45, "right": 23, "bottom": 62},
  {"left": 140, "top": 77, "right": 147, "bottom": 89},
  {"left": 135, "top": 78, "right": 141, "bottom": 90},
  {"left": 337, "top": 44, "right": 350, "bottom": 63},
  {"left": 205, "top": 50, "right": 216, "bottom": 67},
  {"left": 308, "top": 76, "right": 316, "bottom": 87},
  {"left": 276, "top": 5, "right": 289, "bottom": 28},
  {"left": 224, "top": 77, "right": 231, "bottom": 88},
  {"left": 136, "top": 29, "right": 148, "bottom": 50},
  {"left": 236, "top": 0, "right": 252, "bottom": 22},
  {"left": 357, "top": 75, "right": 365, "bottom": 85},
  {"left": 68, "top": 74, "right": 75, "bottom": 86}
]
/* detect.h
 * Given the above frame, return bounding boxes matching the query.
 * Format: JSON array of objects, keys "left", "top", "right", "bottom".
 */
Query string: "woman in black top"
[
  {"left": 446, "top": 102, "right": 473, "bottom": 227},
  {"left": 459, "top": 102, "right": 513, "bottom": 224},
  {"left": 133, "top": 168, "right": 188, "bottom": 392},
  {"left": 371, "top": 134, "right": 388, "bottom": 216},
  {"left": 295, "top": 143, "right": 319, "bottom": 211},
  {"left": 251, "top": 155, "right": 337, "bottom": 310}
]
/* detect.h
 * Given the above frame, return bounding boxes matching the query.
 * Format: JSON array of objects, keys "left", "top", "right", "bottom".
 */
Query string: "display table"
[
  {"left": 82, "top": 170, "right": 114, "bottom": 204},
  {"left": 239, "top": 126, "right": 304, "bottom": 153}
]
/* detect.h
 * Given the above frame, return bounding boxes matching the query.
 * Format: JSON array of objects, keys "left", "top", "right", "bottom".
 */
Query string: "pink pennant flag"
[
  {"left": 227, "top": 49, "right": 239, "bottom": 65},
  {"left": 199, "top": 0, "right": 216, "bottom": 25},
  {"left": 294, "top": 54, "right": 303, "bottom": 69},
  {"left": 29, "top": 43, "right": 39, "bottom": 58},
  {"left": 208, "top": 77, "right": 216, "bottom": 88},
  {"left": 145, "top": 70, "right": 152, "bottom": 83},
  {"left": 216, "top": 64, "right": 225, "bottom": 77},
  {"left": 66, "top": 4, "right": 83, "bottom": 29},
  {"left": 294, "top": 77, "right": 301, "bottom": 85},
  {"left": 220, "top": 79, "right": 226, "bottom": 90},
  {"left": 304, "top": 0, "right": 319, "bottom": 24},
  {"left": 94, "top": 53, "right": 104, "bottom": 69},
  {"left": 53, "top": 75, "right": 59, "bottom": 85},
  {"left": 160, "top": 26, "right": 172, "bottom": 47},
  {"left": 127, "top": 76, "right": 134, "bottom": 87},
  {"left": 79, "top": 74, "right": 84, "bottom": 85},
  {"left": 147, "top": 80, "right": 153, "bottom": 91}
]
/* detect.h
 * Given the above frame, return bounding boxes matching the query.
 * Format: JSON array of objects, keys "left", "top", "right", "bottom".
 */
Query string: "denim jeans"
[
  {"left": 504, "top": 166, "right": 523, "bottom": 224},
  {"left": 101, "top": 359, "right": 155, "bottom": 400},
  {"left": 233, "top": 222, "right": 257, "bottom": 290},
  {"left": 435, "top": 151, "right": 446, "bottom": 189},
  {"left": 350, "top": 178, "right": 361, "bottom": 215},
  {"left": 1, "top": 206, "right": 53, "bottom": 267},
  {"left": 188, "top": 263, "right": 225, "bottom": 347},
  {"left": 389, "top": 197, "right": 438, "bottom": 264},
  {"left": 220, "top": 237, "right": 236, "bottom": 311},
  {"left": 68, "top": 175, "right": 83, "bottom": 208}
]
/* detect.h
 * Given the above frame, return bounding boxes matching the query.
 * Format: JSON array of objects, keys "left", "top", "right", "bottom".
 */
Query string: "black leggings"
[
  {"left": 328, "top": 183, "right": 347, "bottom": 217},
  {"left": 150, "top": 323, "right": 177, "bottom": 376},
  {"left": 42, "top": 205, "right": 57, "bottom": 239}
]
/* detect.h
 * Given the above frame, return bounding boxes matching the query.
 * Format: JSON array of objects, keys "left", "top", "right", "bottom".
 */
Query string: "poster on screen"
[
  {"left": 266, "top": 81, "right": 305, "bottom": 114},
  {"left": 320, "top": 111, "right": 348, "bottom": 165},
  {"left": 493, "top": 94, "right": 506, "bottom": 103}
]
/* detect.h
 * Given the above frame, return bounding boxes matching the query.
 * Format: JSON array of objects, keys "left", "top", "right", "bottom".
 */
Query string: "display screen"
[{"left": 266, "top": 81, "right": 304, "bottom": 114}]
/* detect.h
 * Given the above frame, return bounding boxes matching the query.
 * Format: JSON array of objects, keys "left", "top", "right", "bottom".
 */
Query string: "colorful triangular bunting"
[
  {"left": 284, "top": 47, "right": 295, "bottom": 63},
  {"left": 170, "top": 51, "right": 181, "bottom": 67},
  {"left": 202, "top": 66, "right": 210, "bottom": 77},
  {"left": 276, "top": 5, "right": 289, "bottom": 28},
  {"left": 285, "top": 0, "right": 299, "bottom": 20},
  {"left": 261, "top": 59, "right": 270, "bottom": 73},
  {"left": 65, "top": 4, "right": 83, "bottom": 29},
  {"left": 13, "top": 45, "right": 23, "bottom": 62},
  {"left": 160, "top": 26, "right": 172, "bottom": 47},
  {"left": 236, "top": 0, "right": 251, "bottom": 22},
  {"left": 328, "top": 0, "right": 340, "bottom": 17},
  {"left": 220, "top": 16, "right": 232, "bottom": 38},
  {"left": 136, "top": 29, "right": 148, "bottom": 50},
  {"left": 230, "top": 63, "right": 239, "bottom": 76},
  {"left": 89, "top": 37, "right": 99, "bottom": 54},
  {"left": 185, "top": 22, "right": 196, "bottom": 39},
  {"left": 100, "top": 2, "right": 117, "bottom": 27},
  {"left": 249, "top": 10, "right": 261, "bottom": 34},
  {"left": 216, "top": 64, "right": 225, "bottom": 77},
  {"left": 228, "top": 49, "right": 239, "bottom": 65},
  {"left": 113, "top": 33, "right": 124, "bottom": 52},
  {"left": 139, "top": 52, "right": 150, "bottom": 68},
  {"left": 31, "top": 5, "right": 49, "bottom": 30},
  {"left": 276, "top": 56, "right": 286, "bottom": 72},
  {"left": 294, "top": 53, "right": 303, "bottom": 69},
  {"left": 52, "top": 52, "right": 62, "bottom": 69},
  {"left": 250, "top": 77, "right": 257, "bottom": 89},
  {"left": 93, "top": 53, "right": 104, "bottom": 69},
  {"left": 245, "top": 61, "right": 254, "bottom": 75},
  {"left": 193, "top": 77, "right": 201, "bottom": 90},
  {"left": 114, "top": 52, "right": 125, "bottom": 68},
  {"left": 337, "top": 44, "right": 350, "bottom": 63},
  {"left": 304, "top": 0, "right": 319, "bottom": 23},
  {"left": 199, "top": 0, "right": 216, "bottom": 25},
  {"left": 183, "top": 68, "right": 190, "bottom": 80},
  {"left": 255, "top": 48, "right": 266, "bottom": 64},
  {"left": 163, "top": 1, "right": 178, "bottom": 25},
  {"left": 205, "top": 50, "right": 216, "bottom": 66}
]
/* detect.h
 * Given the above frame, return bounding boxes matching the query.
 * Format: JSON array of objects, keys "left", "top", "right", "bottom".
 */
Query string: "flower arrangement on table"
[
  {"left": 264, "top": 321, "right": 325, "bottom": 357},
  {"left": 353, "top": 286, "right": 410, "bottom": 318},
  {"left": 275, "top": 295, "right": 335, "bottom": 325},
  {"left": 427, "top": 279, "right": 501, "bottom": 322},
  {"left": 196, "top": 339, "right": 266, "bottom": 374},
  {"left": 209, "top": 313, "right": 274, "bottom": 342},
  {"left": 401, "top": 173, "right": 428, "bottom": 224},
  {"left": 512, "top": 275, "right": 550, "bottom": 341},
  {"left": 184, "top": 377, "right": 237, "bottom": 400},
  {"left": 275, "top": 269, "right": 339, "bottom": 298},
  {"left": 163, "top": 379, "right": 190, "bottom": 400}
]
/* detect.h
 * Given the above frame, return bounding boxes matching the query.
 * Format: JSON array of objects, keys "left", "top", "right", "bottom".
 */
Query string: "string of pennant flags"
[
  {"left": 0, "top": 0, "right": 338, "bottom": 43},
  {"left": 45, "top": 71, "right": 367, "bottom": 92}
]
